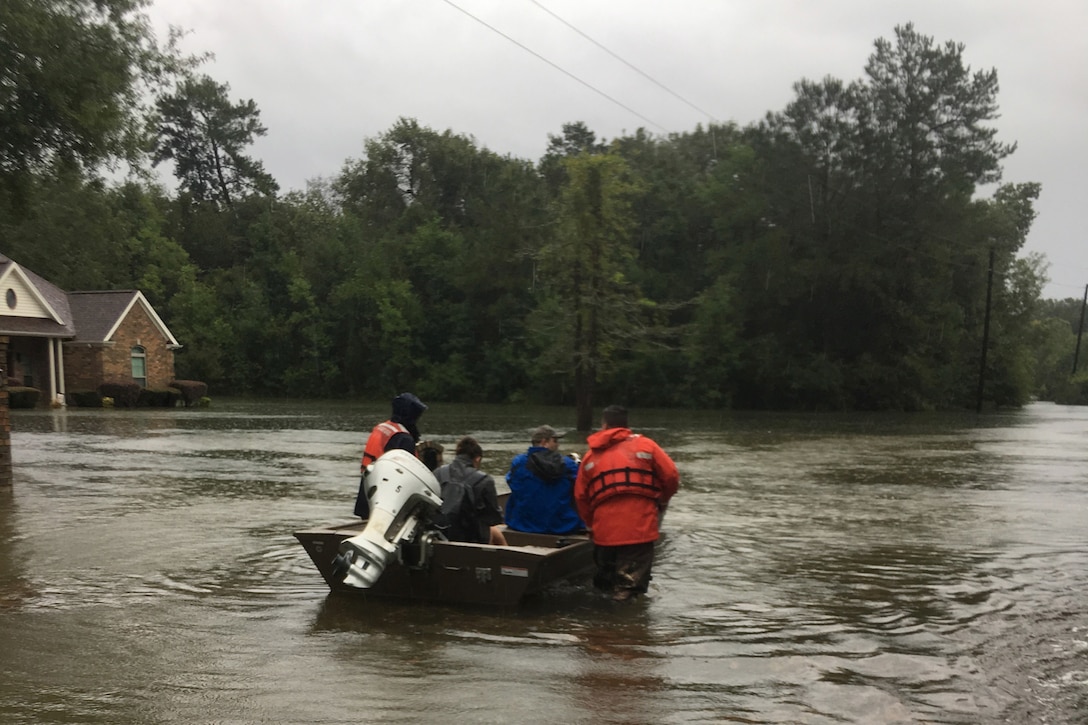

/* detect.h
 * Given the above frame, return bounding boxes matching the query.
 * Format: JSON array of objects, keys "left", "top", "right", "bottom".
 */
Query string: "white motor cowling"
[{"left": 332, "top": 449, "right": 443, "bottom": 588}]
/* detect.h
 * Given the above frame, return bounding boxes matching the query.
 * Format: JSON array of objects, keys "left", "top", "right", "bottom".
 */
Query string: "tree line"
[{"left": 3, "top": 2, "right": 1085, "bottom": 415}]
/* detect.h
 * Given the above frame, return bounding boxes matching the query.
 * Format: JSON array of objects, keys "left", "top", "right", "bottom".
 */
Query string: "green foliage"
[
  {"left": 533, "top": 152, "right": 647, "bottom": 426},
  {"left": 68, "top": 390, "right": 104, "bottom": 408},
  {"left": 0, "top": 0, "right": 165, "bottom": 186},
  {"left": 99, "top": 381, "right": 140, "bottom": 407},
  {"left": 0, "top": 17, "right": 1060, "bottom": 411},
  {"left": 106, "top": 182, "right": 196, "bottom": 303},
  {"left": 539, "top": 121, "right": 607, "bottom": 194},
  {"left": 725, "top": 23, "right": 1032, "bottom": 410},
  {"left": 151, "top": 73, "right": 278, "bottom": 206},
  {"left": 329, "top": 118, "right": 548, "bottom": 401},
  {"left": 1031, "top": 297, "right": 1084, "bottom": 402},
  {"left": 0, "top": 168, "right": 120, "bottom": 288},
  {"left": 685, "top": 277, "right": 741, "bottom": 406},
  {"left": 0, "top": 172, "right": 204, "bottom": 316},
  {"left": 138, "top": 388, "right": 179, "bottom": 407},
  {"left": 416, "top": 352, "right": 473, "bottom": 402},
  {"left": 169, "top": 380, "right": 208, "bottom": 407}
]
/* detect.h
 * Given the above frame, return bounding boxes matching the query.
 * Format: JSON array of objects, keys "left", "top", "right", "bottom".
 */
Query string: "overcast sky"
[{"left": 144, "top": 0, "right": 1087, "bottom": 300}]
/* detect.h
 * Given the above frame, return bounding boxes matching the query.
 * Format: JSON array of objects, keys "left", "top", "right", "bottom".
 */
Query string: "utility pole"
[
  {"left": 1072, "top": 284, "right": 1087, "bottom": 376},
  {"left": 976, "top": 247, "right": 995, "bottom": 414}
]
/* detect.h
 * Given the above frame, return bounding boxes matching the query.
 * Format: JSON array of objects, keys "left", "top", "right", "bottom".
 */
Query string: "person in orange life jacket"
[
  {"left": 433, "top": 436, "right": 507, "bottom": 546},
  {"left": 574, "top": 404, "right": 679, "bottom": 601},
  {"left": 353, "top": 392, "right": 427, "bottom": 518},
  {"left": 504, "top": 424, "right": 584, "bottom": 535}
]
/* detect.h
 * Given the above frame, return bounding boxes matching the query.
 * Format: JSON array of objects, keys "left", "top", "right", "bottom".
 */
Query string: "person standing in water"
[{"left": 574, "top": 405, "right": 679, "bottom": 601}]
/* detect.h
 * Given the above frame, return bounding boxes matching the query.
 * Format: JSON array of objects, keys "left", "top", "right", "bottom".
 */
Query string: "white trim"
[
  {"left": 56, "top": 338, "right": 66, "bottom": 403},
  {"left": 103, "top": 291, "right": 180, "bottom": 346},
  {"left": 48, "top": 337, "right": 57, "bottom": 405},
  {"left": 0, "top": 264, "right": 65, "bottom": 323}
]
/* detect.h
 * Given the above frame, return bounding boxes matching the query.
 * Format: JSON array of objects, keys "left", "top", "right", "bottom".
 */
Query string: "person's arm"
[
  {"left": 652, "top": 441, "right": 680, "bottom": 505},
  {"left": 505, "top": 455, "right": 520, "bottom": 489},
  {"left": 478, "top": 476, "right": 508, "bottom": 545},
  {"left": 573, "top": 460, "right": 593, "bottom": 529},
  {"left": 479, "top": 476, "right": 505, "bottom": 525}
]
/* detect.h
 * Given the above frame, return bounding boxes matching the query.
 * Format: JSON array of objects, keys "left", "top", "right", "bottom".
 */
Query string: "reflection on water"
[
  {"left": 1, "top": 400, "right": 1087, "bottom": 723},
  {"left": 0, "top": 487, "right": 35, "bottom": 611}
]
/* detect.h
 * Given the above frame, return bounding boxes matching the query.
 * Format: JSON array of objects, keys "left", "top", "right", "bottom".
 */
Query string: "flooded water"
[{"left": 1, "top": 399, "right": 1086, "bottom": 724}]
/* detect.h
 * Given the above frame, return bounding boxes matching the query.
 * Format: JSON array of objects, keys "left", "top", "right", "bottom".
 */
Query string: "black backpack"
[{"left": 434, "top": 466, "right": 486, "bottom": 543}]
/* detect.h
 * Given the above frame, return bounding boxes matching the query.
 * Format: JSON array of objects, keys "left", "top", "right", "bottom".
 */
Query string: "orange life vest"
[
  {"left": 579, "top": 433, "right": 663, "bottom": 508},
  {"left": 574, "top": 427, "right": 679, "bottom": 546},
  {"left": 360, "top": 420, "right": 410, "bottom": 472}
]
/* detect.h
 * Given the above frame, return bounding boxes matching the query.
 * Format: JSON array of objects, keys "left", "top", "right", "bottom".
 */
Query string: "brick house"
[{"left": 0, "top": 254, "right": 181, "bottom": 406}]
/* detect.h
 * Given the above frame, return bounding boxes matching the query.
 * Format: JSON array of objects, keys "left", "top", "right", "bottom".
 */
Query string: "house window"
[
  {"left": 5, "top": 289, "right": 15, "bottom": 309},
  {"left": 131, "top": 346, "right": 147, "bottom": 387}
]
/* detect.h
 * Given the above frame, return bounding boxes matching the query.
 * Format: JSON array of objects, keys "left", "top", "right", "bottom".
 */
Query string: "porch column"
[
  {"left": 47, "top": 338, "right": 57, "bottom": 406},
  {"left": 55, "top": 338, "right": 66, "bottom": 405}
]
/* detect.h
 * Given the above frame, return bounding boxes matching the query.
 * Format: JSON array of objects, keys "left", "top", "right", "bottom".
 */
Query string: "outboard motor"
[{"left": 332, "top": 449, "right": 443, "bottom": 588}]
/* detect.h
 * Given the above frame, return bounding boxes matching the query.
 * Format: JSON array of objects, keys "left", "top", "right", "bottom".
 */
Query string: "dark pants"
[
  {"left": 592, "top": 542, "right": 655, "bottom": 601},
  {"left": 353, "top": 473, "right": 369, "bottom": 518}
]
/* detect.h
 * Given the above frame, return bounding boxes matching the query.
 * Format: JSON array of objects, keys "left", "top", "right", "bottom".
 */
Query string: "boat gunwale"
[{"left": 294, "top": 522, "right": 594, "bottom": 606}]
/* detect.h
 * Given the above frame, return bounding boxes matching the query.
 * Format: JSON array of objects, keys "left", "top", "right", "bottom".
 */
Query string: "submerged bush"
[
  {"left": 68, "top": 390, "right": 103, "bottom": 408},
  {"left": 7, "top": 386, "right": 40, "bottom": 409},
  {"left": 170, "top": 380, "right": 208, "bottom": 407},
  {"left": 99, "top": 381, "right": 140, "bottom": 408}
]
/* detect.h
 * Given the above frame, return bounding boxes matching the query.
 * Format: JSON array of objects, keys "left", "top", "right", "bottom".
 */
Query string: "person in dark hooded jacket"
[
  {"left": 433, "top": 436, "right": 507, "bottom": 545},
  {"left": 353, "top": 393, "right": 427, "bottom": 518},
  {"left": 504, "top": 425, "right": 584, "bottom": 535}
]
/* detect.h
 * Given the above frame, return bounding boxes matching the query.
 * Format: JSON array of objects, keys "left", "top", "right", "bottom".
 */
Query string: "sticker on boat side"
[{"left": 500, "top": 566, "right": 529, "bottom": 578}]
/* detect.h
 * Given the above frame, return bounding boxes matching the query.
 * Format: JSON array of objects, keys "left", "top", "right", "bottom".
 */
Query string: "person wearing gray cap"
[{"left": 504, "top": 424, "right": 585, "bottom": 535}]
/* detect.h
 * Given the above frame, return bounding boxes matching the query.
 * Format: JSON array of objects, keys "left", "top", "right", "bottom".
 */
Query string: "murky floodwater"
[{"left": 0, "top": 399, "right": 1086, "bottom": 724}]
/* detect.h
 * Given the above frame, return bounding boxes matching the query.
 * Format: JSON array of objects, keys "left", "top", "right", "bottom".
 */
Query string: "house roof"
[
  {"left": 68, "top": 290, "right": 180, "bottom": 346},
  {"left": 0, "top": 254, "right": 75, "bottom": 338},
  {"left": 0, "top": 254, "right": 180, "bottom": 346}
]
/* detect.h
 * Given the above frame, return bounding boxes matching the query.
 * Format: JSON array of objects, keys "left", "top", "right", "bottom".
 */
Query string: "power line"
[
  {"left": 441, "top": 1, "right": 1057, "bottom": 295},
  {"left": 438, "top": 0, "right": 669, "bottom": 133},
  {"left": 528, "top": 0, "right": 719, "bottom": 124},
  {"left": 510, "top": 4, "right": 1059, "bottom": 288}
]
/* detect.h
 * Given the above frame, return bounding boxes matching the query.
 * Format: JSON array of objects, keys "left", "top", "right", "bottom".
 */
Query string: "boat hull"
[{"left": 295, "top": 523, "right": 594, "bottom": 607}]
